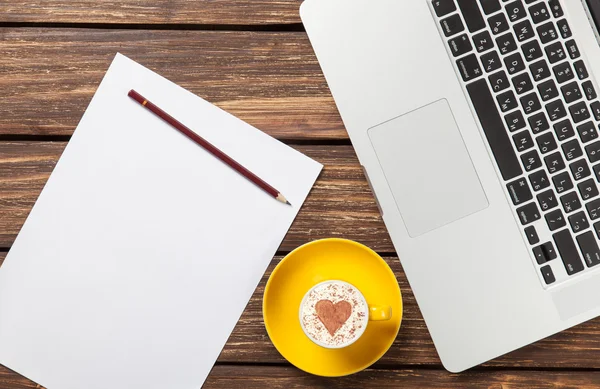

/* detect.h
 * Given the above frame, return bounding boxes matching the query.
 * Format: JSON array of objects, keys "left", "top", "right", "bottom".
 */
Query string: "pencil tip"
[{"left": 286, "top": 200, "right": 292, "bottom": 206}]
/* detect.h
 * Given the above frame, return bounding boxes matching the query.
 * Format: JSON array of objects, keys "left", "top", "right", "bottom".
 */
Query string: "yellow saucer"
[{"left": 263, "top": 238, "right": 402, "bottom": 377}]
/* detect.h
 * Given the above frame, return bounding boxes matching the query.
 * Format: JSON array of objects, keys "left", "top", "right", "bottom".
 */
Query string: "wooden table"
[{"left": 1, "top": 1, "right": 600, "bottom": 388}]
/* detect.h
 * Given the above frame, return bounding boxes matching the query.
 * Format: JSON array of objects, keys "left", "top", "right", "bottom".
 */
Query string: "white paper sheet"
[{"left": 0, "top": 53, "right": 322, "bottom": 389}]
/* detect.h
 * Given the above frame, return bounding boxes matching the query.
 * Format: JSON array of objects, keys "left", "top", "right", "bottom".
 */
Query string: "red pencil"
[{"left": 128, "top": 89, "right": 291, "bottom": 205}]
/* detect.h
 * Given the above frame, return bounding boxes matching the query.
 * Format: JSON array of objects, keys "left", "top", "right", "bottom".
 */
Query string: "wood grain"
[
  {"left": 0, "top": 28, "right": 344, "bottom": 139},
  {"left": 3, "top": 197, "right": 600, "bottom": 370},
  {"left": 204, "top": 366, "right": 600, "bottom": 388},
  {"left": 220, "top": 256, "right": 600, "bottom": 369},
  {"left": 0, "top": 1, "right": 303, "bottom": 25},
  {"left": 0, "top": 142, "right": 390, "bottom": 251},
  {"left": 3, "top": 363, "right": 600, "bottom": 389}
]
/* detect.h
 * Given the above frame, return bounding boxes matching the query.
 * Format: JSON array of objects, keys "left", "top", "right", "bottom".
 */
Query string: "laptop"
[{"left": 301, "top": 0, "right": 600, "bottom": 372}]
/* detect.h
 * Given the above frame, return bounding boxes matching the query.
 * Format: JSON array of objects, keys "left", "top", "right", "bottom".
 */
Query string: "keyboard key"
[
  {"left": 525, "top": 225, "right": 540, "bottom": 244},
  {"left": 530, "top": 169, "right": 550, "bottom": 191},
  {"left": 473, "top": 31, "right": 494, "bottom": 53},
  {"left": 553, "top": 119, "right": 575, "bottom": 141},
  {"left": 514, "top": 20, "right": 534, "bottom": 42},
  {"left": 549, "top": 0, "right": 564, "bottom": 18},
  {"left": 512, "top": 73, "right": 533, "bottom": 94},
  {"left": 546, "top": 208, "right": 567, "bottom": 231},
  {"left": 552, "top": 171, "right": 573, "bottom": 193},
  {"left": 504, "top": 52, "right": 525, "bottom": 74},
  {"left": 497, "top": 90, "right": 518, "bottom": 112},
  {"left": 553, "top": 61, "right": 574, "bottom": 84},
  {"left": 560, "top": 81, "right": 582, "bottom": 104},
  {"left": 578, "top": 178, "right": 599, "bottom": 200},
  {"left": 595, "top": 221, "right": 600, "bottom": 239},
  {"left": 489, "top": 70, "right": 510, "bottom": 93},
  {"left": 522, "top": 149, "right": 542, "bottom": 171},
  {"left": 574, "top": 60, "right": 588, "bottom": 80},
  {"left": 481, "top": 0, "right": 501, "bottom": 14},
  {"left": 582, "top": 81, "right": 597, "bottom": 101},
  {"left": 569, "top": 210, "right": 590, "bottom": 233},
  {"left": 562, "top": 139, "right": 583, "bottom": 161},
  {"left": 577, "top": 121, "right": 598, "bottom": 143},
  {"left": 506, "top": 0, "right": 526, "bottom": 22},
  {"left": 522, "top": 40, "right": 543, "bottom": 62},
  {"left": 577, "top": 231, "right": 600, "bottom": 268},
  {"left": 433, "top": 0, "right": 456, "bottom": 17},
  {"left": 457, "top": 0, "right": 486, "bottom": 32},
  {"left": 466, "top": 79, "right": 522, "bottom": 180},
  {"left": 587, "top": 142, "right": 600, "bottom": 163},
  {"left": 456, "top": 54, "right": 482, "bottom": 81},
  {"left": 521, "top": 92, "right": 541, "bottom": 115},
  {"left": 529, "top": 112, "right": 550, "bottom": 134},
  {"left": 543, "top": 241, "right": 557, "bottom": 260},
  {"left": 594, "top": 164, "right": 600, "bottom": 182},
  {"left": 530, "top": 60, "right": 551, "bottom": 82},
  {"left": 554, "top": 228, "right": 585, "bottom": 275},
  {"left": 569, "top": 101, "right": 590, "bottom": 123},
  {"left": 533, "top": 242, "right": 557, "bottom": 264},
  {"left": 537, "top": 188, "right": 558, "bottom": 211},
  {"left": 586, "top": 198, "right": 600, "bottom": 220},
  {"left": 557, "top": 19, "right": 572, "bottom": 38},
  {"left": 488, "top": 13, "right": 509, "bottom": 35},
  {"left": 591, "top": 102, "right": 600, "bottom": 120},
  {"left": 546, "top": 100, "right": 566, "bottom": 121},
  {"left": 536, "top": 131, "right": 557, "bottom": 154},
  {"left": 517, "top": 202, "right": 541, "bottom": 224},
  {"left": 587, "top": 141, "right": 600, "bottom": 163},
  {"left": 541, "top": 265, "right": 556, "bottom": 284},
  {"left": 441, "top": 14, "right": 465, "bottom": 37},
  {"left": 505, "top": 110, "right": 526, "bottom": 131},
  {"left": 529, "top": 2, "right": 550, "bottom": 24},
  {"left": 565, "top": 39, "right": 580, "bottom": 59},
  {"left": 561, "top": 191, "right": 581, "bottom": 213},
  {"left": 449, "top": 34, "right": 473, "bottom": 57},
  {"left": 538, "top": 80, "right": 559, "bottom": 102},
  {"left": 537, "top": 22, "right": 558, "bottom": 44},
  {"left": 481, "top": 50, "right": 502, "bottom": 72},
  {"left": 507, "top": 177, "right": 533, "bottom": 205},
  {"left": 570, "top": 159, "right": 591, "bottom": 181},
  {"left": 545, "top": 41, "right": 566, "bottom": 64},
  {"left": 496, "top": 33, "right": 517, "bottom": 55},
  {"left": 544, "top": 151, "right": 565, "bottom": 173}
]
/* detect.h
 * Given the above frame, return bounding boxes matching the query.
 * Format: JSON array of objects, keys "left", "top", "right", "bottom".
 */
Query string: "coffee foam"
[{"left": 300, "top": 281, "right": 368, "bottom": 348}]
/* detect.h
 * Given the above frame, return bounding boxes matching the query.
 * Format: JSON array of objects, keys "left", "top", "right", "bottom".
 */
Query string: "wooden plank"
[
  {"left": 0, "top": 28, "right": 344, "bottom": 139},
  {"left": 0, "top": 1, "right": 303, "bottom": 25},
  {"left": 204, "top": 366, "right": 600, "bottom": 388},
  {"left": 3, "top": 364, "right": 600, "bottom": 389},
  {"left": 220, "top": 257, "right": 600, "bottom": 369},
  {"left": 0, "top": 142, "right": 390, "bottom": 251},
  {"left": 3, "top": 246, "right": 600, "bottom": 370}
]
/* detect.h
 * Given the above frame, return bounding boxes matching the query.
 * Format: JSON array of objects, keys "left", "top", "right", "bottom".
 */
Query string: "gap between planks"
[{"left": 0, "top": 21, "right": 305, "bottom": 32}]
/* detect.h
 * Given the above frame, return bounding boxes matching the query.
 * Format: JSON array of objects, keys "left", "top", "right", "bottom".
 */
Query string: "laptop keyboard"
[{"left": 431, "top": 0, "right": 600, "bottom": 287}]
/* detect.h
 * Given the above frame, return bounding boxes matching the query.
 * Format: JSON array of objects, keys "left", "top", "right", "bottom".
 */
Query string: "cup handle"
[{"left": 368, "top": 305, "right": 392, "bottom": 321}]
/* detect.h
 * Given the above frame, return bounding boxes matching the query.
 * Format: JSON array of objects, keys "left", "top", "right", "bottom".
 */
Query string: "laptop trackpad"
[{"left": 368, "top": 99, "right": 489, "bottom": 238}]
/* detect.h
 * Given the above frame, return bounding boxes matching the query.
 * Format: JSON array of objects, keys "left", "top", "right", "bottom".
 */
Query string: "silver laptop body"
[{"left": 301, "top": 0, "right": 600, "bottom": 372}]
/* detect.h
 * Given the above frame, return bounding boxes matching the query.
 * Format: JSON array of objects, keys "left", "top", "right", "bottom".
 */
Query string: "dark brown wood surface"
[
  {"left": 1, "top": 2, "right": 600, "bottom": 388},
  {"left": 0, "top": 29, "right": 344, "bottom": 139},
  {"left": 0, "top": 1, "right": 303, "bottom": 25}
]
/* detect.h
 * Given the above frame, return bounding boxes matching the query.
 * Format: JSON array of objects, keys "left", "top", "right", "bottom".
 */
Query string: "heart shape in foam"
[{"left": 315, "top": 299, "right": 353, "bottom": 336}]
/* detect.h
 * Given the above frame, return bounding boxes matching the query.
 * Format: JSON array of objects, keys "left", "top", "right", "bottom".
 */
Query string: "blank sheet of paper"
[{"left": 0, "top": 53, "right": 322, "bottom": 389}]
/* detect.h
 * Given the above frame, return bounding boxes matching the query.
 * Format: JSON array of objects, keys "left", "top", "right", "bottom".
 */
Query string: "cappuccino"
[{"left": 299, "top": 280, "right": 369, "bottom": 348}]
